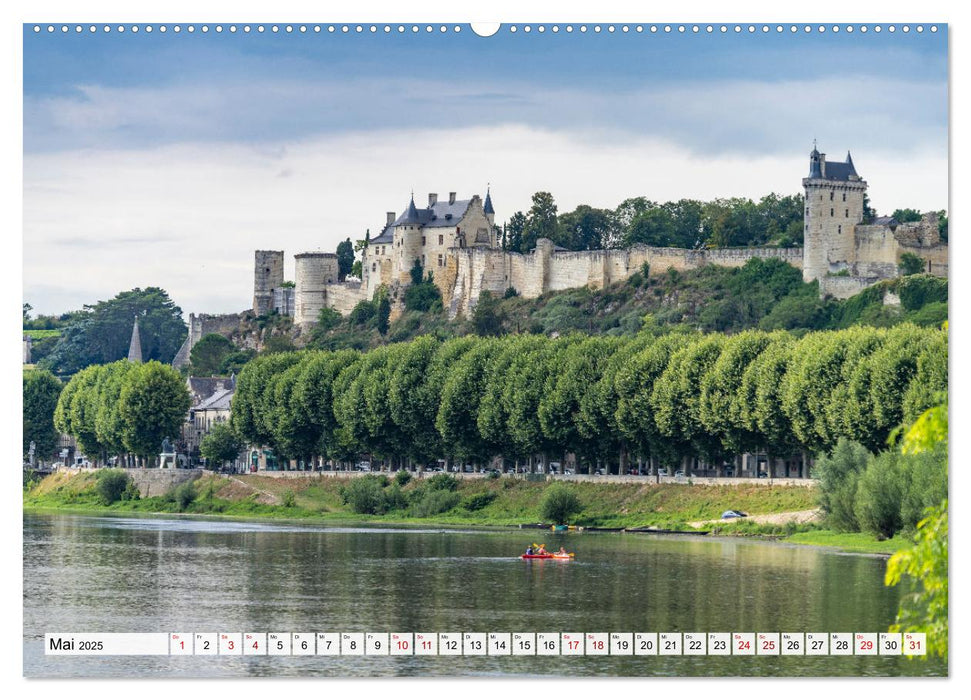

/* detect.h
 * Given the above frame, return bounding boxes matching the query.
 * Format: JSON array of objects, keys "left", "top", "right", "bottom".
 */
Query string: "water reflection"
[{"left": 23, "top": 513, "right": 946, "bottom": 677}]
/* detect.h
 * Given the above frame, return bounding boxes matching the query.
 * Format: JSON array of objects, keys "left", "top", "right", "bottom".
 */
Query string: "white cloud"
[{"left": 23, "top": 124, "right": 947, "bottom": 316}]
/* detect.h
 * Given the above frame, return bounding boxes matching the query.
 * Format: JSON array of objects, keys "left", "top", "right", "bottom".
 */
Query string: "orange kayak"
[{"left": 520, "top": 553, "right": 574, "bottom": 560}]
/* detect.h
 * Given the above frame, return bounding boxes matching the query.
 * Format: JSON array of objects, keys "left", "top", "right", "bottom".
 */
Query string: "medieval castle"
[{"left": 173, "top": 146, "right": 948, "bottom": 363}]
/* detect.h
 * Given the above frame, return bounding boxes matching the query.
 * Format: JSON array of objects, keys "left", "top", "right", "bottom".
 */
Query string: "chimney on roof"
[
  {"left": 428, "top": 193, "right": 438, "bottom": 207},
  {"left": 449, "top": 192, "right": 456, "bottom": 205},
  {"left": 386, "top": 212, "right": 395, "bottom": 226}
]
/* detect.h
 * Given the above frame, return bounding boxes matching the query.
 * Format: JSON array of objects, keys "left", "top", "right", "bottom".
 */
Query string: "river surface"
[{"left": 22, "top": 512, "right": 946, "bottom": 677}]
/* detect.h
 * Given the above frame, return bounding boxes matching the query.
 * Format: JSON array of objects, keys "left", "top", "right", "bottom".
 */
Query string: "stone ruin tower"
[
  {"left": 802, "top": 145, "right": 867, "bottom": 282},
  {"left": 253, "top": 250, "right": 284, "bottom": 315},
  {"left": 294, "top": 252, "right": 339, "bottom": 326}
]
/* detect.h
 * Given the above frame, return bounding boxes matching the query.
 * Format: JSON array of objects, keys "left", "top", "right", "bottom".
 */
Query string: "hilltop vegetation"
[{"left": 307, "top": 259, "right": 947, "bottom": 352}]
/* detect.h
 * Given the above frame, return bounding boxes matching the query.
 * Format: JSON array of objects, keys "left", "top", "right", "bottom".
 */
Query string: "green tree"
[
  {"left": 336, "top": 237, "right": 355, "bottom": 281},
  {"left": 898, "top": 252, "right": 925, "bottom": 276},
  {"left": 23, "top": 369, "right": 62, "bottom": 460},
  {"left": 885, "top": 401, "right": 948, "bottom": 659},
  {"left": 189, "top": 334, "right": 235, "bottom": 376},
  {"left": 376, "top": 296, "right": 391, "bottom": 336},
  {"left": 891, "top": 208, "right": 923, "bottom": 223},
  {"left": 41, "top": 287, "right": 187, "bottom": 375},
  {"left": 698, "top": 330, "right": 772, "bottom": 454},
  {"left": 118, "top": 361, "right": 192, "bottom": 461},
  {"left": 522, "top": 191, "right": 558, "bottom": 251},
  {"left": 813, "top": 439, "right": 870, "bottom": 532},
  {"left": 471, "top": 291, "right": 505, "bottom": 337},
  {"left": 540, "top": 484, "right": 582, "bottom": 524},
  {"left": 389, "top": 336, "right": 443, "bottom": 464},
  {"left": 200, "top": 422, "right": 245, "bottom": 469},
  {"left": 437, "top": 339, "right": 498, "bottom": 463},
  {"left": 218, "top": 348, "right": 257, "bottom": 375},
  {"left": 557, "top": 204, "right": 619, "bottom": 250}
]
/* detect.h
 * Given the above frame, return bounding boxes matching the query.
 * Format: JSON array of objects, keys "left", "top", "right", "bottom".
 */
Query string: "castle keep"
[
  {"left": 237, "top": 147, "right": 947, "bottom": 333},
  {"left": 802, "top": 146, "right": 947, "bottom": 298}
]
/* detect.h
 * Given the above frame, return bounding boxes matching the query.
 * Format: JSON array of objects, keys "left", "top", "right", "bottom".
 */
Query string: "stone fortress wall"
[
  {"left": 233, "top": 147, "right": 947, "bottom": 332},
  {"left": 445, "top": 242, "right": 804, "bottom": 318}
]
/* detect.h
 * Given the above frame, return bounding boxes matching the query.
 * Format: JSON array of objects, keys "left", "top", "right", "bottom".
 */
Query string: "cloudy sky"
[{"left": 23, "top": 23, "right": 948, "bottom": 316}]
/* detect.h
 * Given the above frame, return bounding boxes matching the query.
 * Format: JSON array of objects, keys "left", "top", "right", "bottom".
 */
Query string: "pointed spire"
[
  {"left": 127, "top": 315, "right": 143, "bottom": 363},
  {"left": 401, "top": 192, "right": 421, "bottom": 224},
  {"left": 845, "top": 150, "right": 857, "bottom": 175},
  {"left": 483, "top": 184, "right": 495, "bottom": 215}
]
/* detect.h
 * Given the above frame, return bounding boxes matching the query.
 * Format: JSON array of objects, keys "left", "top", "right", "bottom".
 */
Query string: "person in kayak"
[
  {"left": 525, "top": 545, "right": 534, "bottom": 555},
  {"left": 556, "top": 547, "right": 568, "bottom": 555},
  {"left": 536, "top": 544, "right": 547, "bottom": 555}
]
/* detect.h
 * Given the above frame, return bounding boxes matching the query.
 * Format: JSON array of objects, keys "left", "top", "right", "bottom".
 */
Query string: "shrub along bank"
[{"left": 25, "top": 470, "right": 818, "bottom": 531}]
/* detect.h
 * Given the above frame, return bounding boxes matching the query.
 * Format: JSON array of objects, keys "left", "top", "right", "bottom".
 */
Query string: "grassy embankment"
[{"left": 23, "top": 471, "right": 907, "bottom": 554}]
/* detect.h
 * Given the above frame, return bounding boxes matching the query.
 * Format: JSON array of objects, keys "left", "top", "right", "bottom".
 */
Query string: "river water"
[{"left": 22, "top": 512, "right": 946, "bottom": 677}]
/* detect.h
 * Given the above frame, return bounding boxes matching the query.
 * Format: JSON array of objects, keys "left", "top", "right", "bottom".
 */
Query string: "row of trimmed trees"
[
  {"left": 231, "top": 324, "right": 946, "bottom": 472},
  {"left": 54, "top": 360, "right": 191, "bottom": 466}
]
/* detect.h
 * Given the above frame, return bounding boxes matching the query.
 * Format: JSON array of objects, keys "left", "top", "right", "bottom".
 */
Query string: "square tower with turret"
[{"left": 802, "top": 146, "right": 867, "bottom": 282}]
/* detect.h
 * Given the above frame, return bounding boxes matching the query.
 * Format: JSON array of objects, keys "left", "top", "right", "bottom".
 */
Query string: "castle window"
[
  {"left": 830, "top": 191, "right": 834, "bottom": 201},
  {"left": 838, "top": 225, "right": 842, "bottom": 234},
  {"left": 372, "top": 263, "right": 376, "bottom": 272},
  {"left": 830, "top": 208, "right": 834, "bottom": 216},
  {"left": 805, "top": 207, "right": 809, "bottom": 216},
  {"left": 439, "top": 234, "right": 444, "bottom": 245},
  {"left": 422, "top": 236, "right": 426, "bottom": 246},
  {"left": 842, "top": 193, "right": 846, "bottom": 202},
  {"left": 845, "top": 209, "right": 849, "bottom": 218},
  {"left": 438, "top": 254, "right": 444, "bottom": 267}
]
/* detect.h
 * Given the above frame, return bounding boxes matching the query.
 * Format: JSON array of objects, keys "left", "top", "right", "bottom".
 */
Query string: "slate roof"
[
  {"left": 872, "top": 216, "right": 899, "bottom": 227},
  {"left": 484, "top": 188, "right": 495, "bottom": 215},
  {"left": 393, "top": 198, "right": 472, "bottom": 228},
  {"left": 370, "top": 224, "right": 394, "bottom": 245},
  {"left": 808, "top": 148, "right": 859, "bottom": 182},
  {"left": 187, "top": 376, "right": 236, "bottom": 404},
  {"left": 193, "top": 387, "right": 234, "bottom": 412}
]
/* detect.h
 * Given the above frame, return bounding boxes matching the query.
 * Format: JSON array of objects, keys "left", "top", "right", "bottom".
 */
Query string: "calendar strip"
[{"left": 44, "top": 632, "right": 927, "bottom": 657}]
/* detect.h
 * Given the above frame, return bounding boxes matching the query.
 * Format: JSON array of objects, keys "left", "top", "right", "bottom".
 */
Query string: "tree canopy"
[{"left": 40, "top": 288, "right": 187, "bottom": 376}]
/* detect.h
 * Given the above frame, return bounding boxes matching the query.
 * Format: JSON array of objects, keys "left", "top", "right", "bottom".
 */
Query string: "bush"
[
  {"left": 426, "top": 473, "right": 458, "bottom": 492},
  {"left": 281, "top": 489, "right": 296, "bottom": 508},
  {"left": 813, "top": 439, "right": 869, "bottom": 532},
  {"left": 385, "top": 484, "right": 408, "bottom": 512},
  {"left": 540, "top": 484, "right": 582, "bottom": 524},
  {"left": 412, "top": 489, "right": 461, "bottom": 517},
  {"left": 854, "top": 452, "right": 904, "bottom": 539},
  {"left": 95, "top": 469, "right": 132, "bottom": 505},
  {"left": 897, "top": 274, "right": 947, "bottom": 310},
  {"left": 340, "top": 475, "right": 387, "bottom": 514},
  {"left": 461, "top": 491, "right": 497, "bottom": 511},
  {"left": 394, "top": 470, "right": 412, "bottom": 487},
  {"left": 172, "top": 481, "right": 198, "bottom": 512},
  {"left": 503, "top": 286, "right": 519, "bottom": 299}
]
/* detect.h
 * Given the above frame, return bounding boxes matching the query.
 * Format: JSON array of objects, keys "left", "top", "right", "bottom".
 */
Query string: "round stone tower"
[
  {"left": 294, "top": 252, "right": 339, "bottom": 325},
  {"left": 396, "top": 194, "right": 424, "bottom": 285},
  {"left": 254, "top": 250, "right": 285, "bottom": 315},
  {"left": 802, "top": 146, "right": 867, "bottom": 283}
]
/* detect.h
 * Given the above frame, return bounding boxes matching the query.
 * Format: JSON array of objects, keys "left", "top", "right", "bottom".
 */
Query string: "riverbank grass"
[{"left": 782, "top": 530, "right": 911, "bottom": 554}]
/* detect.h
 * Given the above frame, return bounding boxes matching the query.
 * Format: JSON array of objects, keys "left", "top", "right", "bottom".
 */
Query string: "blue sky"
[{"left": 23, "top": 23, "right": 949, "bottom": 314}]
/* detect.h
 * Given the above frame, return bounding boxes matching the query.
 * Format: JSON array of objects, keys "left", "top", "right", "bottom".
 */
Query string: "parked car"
[
  {"left": 721, "top": 510, "right": 748, "bottom": 519},
  {"left": 594, "top": 468, "right": 605, "bottom": 475},
  {"left": 657, "top": 468, "right": 669, "bottom": 477},
  {"left": 674, "top": 470, "right": 686, "bottom": 478},
  {"left": 757, "top": 471, "right": 769, "bottom": 478},
  {"left": 563, "top": 469, "right": 574, "bottom": 475}
]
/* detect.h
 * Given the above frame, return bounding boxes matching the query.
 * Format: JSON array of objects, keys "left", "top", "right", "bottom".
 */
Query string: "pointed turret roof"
[
  {"left": 845, "top": 150, "right": 857, "bottom": 176},
  {"left": 127, "top": 316, "right": 143, "bottom": 363},
  {"left": 483, "top": 186, "right": 495, "bottom": 215},
  {"left": 399, "top": 192, "right": 421, "bottom": 224}
]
